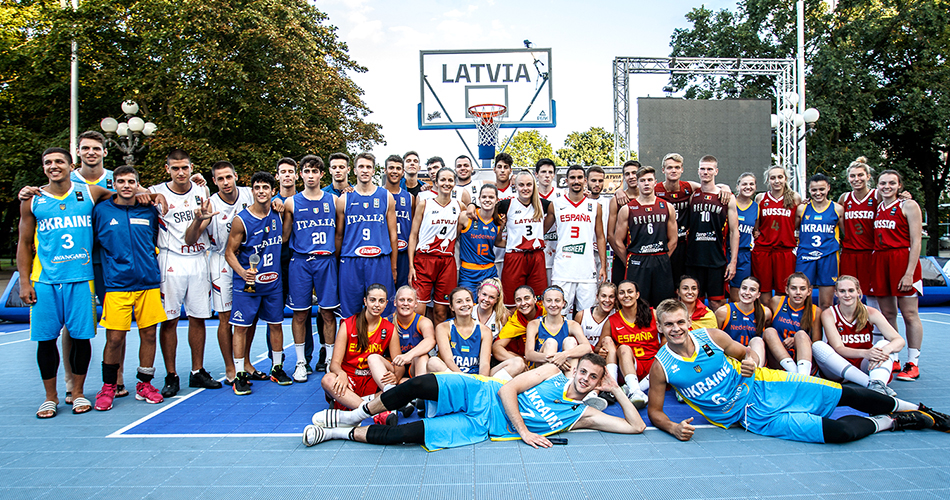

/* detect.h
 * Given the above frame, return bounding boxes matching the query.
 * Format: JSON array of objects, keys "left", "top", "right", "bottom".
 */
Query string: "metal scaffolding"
[{"left": 613, "top": 57, "right": 802, "bottom": 192}]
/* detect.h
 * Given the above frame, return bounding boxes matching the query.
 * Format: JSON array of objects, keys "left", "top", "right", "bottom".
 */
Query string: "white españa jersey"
[
  {"left": 207, "top": 186, "right": 253, "bottom": 254},
  {"left": 552, "top": 195, "right": 598, "bottom": 282},
  {"left": 578, "top": 307, "right": 609, "bottom": 346},
  {"left": 540, "top": 187, "right": 564, "bottom": 268},
  {"left": 149, "top": 181, "right": 209, "bottom": 255},
  {"left": 416, "top": 197, "right": 462, "bottom": 256},
  {"left": 501, "top": 198, "right": 549, "bottom": 252}
]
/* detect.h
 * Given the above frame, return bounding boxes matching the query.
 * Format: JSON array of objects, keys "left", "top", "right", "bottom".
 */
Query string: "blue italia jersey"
[
  {"left": 392, "top": 188, "right": 412, "bottom": 252},
  {"left": 721, "top": 304, "right": 757, "bottom": 346},
  {"left": 71, "top": 169, "right": 113, "bottom": 189},
  {"left": 392, "top": 312, "right": 424, "bottom": 354},
  {"left": 536, "top": 319, "right": 570, "bottom": 351},
  {"left": 342, "top": 187, "right": 392, "bottom": 258},
  {"left": 654, "top": 328, "right": 753, "bottom": 428},
  {"left": 798, "top": 202, "right": 839, "bottom": 261},
  {"left": 736, "top": 200, "right": 757, "bottom": 250},
  {"left": 232, "top": 208, "right": 283, "bottom": 295},
  {"left": 289, "top": 191, "right": 336, "bottom": 255},
  {"left": 489, "top": 372, "right": 586, "bottom": 440},
  {"left": 449, "top": 320, "right": 482, "bottom": 374},
  {"left": 459, "top": 213, "right": 497, "bottom": 268},
  {"left": 31, "top": 182, "right": 95, "bottom": 284}
]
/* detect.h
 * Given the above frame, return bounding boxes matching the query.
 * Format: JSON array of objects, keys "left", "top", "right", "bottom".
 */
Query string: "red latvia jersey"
[
  {"left": 757, "top": 193, "right": 797, "bottom": 248},
  {"left": 654, "top": 180, "right": 692, "bottom": 240},
  {"left": 340, "top": 315, "right": 394, "bottom": 376},
  {"left": 842, "top": 190, "right": 877, "bottom": 251},
  {"left": 831, "top": 305, "right": 873, "bottom": 368},
  {"left": 874, "top": 200, "right": 912, "bottom": 250},
  {"left": 608, "top": 310, "right": 660, "bottom": 361}
]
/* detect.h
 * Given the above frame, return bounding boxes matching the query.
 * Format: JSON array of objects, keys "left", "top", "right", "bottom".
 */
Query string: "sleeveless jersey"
[
  {"left": 721, "top": 303, "right": 758, "bottom": 346},
  {"left": 449, "top": 321, "right": 482, "bottom": 374},
  {"left": 498, "top": 198, "right": 551, "bottom": 252},
  {"left": 536, "top": 319, "right": 570, "bottom": 351},
  {"left": 874, "top": 200, "right": 912, "bottom": 250},
  {"left": 473, "top": 308, "right": 500, "bottom": 338},
  {"left": 289, "top": 191, "right": 336, "bottom": 255},
  {"left": 736, "top": 200, "right": 758, "bottom": 250},
  {"left": 771, "top": 296, "right": 818, "bottom": 340},
  {"left": 391, "top": 313, "right": 423, "bottom": 354},
  {"left": 842, "top": 190, "right": 876, "bottom": 251},
  {"left": 417, "top": 185, "right": 466, "bottom": 203},
  {"left": 340, "top": 315, "right": 394, "bottom": 376},
  {"left": 71, "top": 169, "right": 113, "bottom": 189},
  {"left": 30, "top": 182, "right": 95, "bottom": 284},
  {"left": 149, "top": 181, "right": 209, "bottom": 255},
  {"left": 687, "top": 190, "right": 728, "bottom": 267},
  {"left": 459, "top": 213, "right": 497, "bottom": 268},
  {"left": 625, "top": 198, "right": 670, "bottom": 255},
  {"left": 489, "top": 372, "right": 586, "bottom": 440},
  {"left": 579, "top": 308, "right": 609, "bottom": 346},
  {"left": 231, "top": 208, "right": 283, "bottom": 295},
  {"left": 608, "top": 309, "right": 660, "bottom": 361},
  {"left": 831, "top": 305, "right": 873, "bottom": 367},
  {"left": 392, "top": 188, "right": 412, "bottom": 252},
  {"left": 496, "top": 183, "right": 516, "bottom": 201},
  {"left": 552, "top": 196, "right": 599, "bottom": 282},
  {"left": 207, "top": 187, "right": 253, "bottom": 254},
  {"left": 540, "top": 187, "right": 564, "bottom": 268},
  {"left": 654, "top": 328, "right": 751, "bottom": 428},
  {"left": 457, "top": 180, "right": 483, "bottom": 201},
  {"left": 798, "top": 202, "right": 839, "bottom": 261},
  {"left": 654, "top": 180, "right": 692, "bottom": 239},
  {"left": 416, "top": 197, "right": 460, "bottom": 255},
  {"left": 342, "top": 187, "right": 392, "bottom": 257},
  {"left": 757, "top": 193, "right": 796, "bottom": 248}
]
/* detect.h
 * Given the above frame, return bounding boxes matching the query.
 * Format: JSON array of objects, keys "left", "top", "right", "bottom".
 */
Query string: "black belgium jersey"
[
  {"left": 655, "top": 180, "right": 692, "bottom": 240},
  {"left": 686, "top": 190, "right": 728, "bottom": 268},
  {"left": 626, "top": 199, "right": 670, "bottom": 255}
]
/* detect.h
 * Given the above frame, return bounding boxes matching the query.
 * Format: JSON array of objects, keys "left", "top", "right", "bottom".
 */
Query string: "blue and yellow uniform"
[
  {"left": 458, "top": 212, "right": 499, "bottom": 292},
  {"left": 655, "top": 328, "right": 842, "bottom": 443},
  {"left": 536, "top": 319, "right": 570, "bottom": 351},
  {"left": 449, "top": 320, "right": 482, "bottom": 375},
  {"left": 720, "top": 303, "right": 758, "bottom": 346},
  {"left": 796, "top": 202, "right": 840, "bottom": 287},
  {"left": 771, "top": 296, "right": 818, "bottom": 361},
  {"left": 29, "top": 182, "right": 97, "bottom": 341},
  {"left": 71, "top": 169, "right": 113, "bottom": 303},
  {"left": 230, "top": 208, "right": 284, "bottom": 326},
  {"left": 730, "top": 199, "right": 757, "bottom": 287}
]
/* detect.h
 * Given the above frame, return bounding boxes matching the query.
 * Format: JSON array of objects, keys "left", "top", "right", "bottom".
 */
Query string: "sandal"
[
  {"left": 36, "top": 400, "right": 58, "bottom": 419},
  {"left": 65, "top": 391, "right": 73, "bottom": 405},
  {"left": 72, "top": 397, "right": 92, "bottom": 414},
  {"left": 115, "top": 384, "right": 130, "bottom": 398}
]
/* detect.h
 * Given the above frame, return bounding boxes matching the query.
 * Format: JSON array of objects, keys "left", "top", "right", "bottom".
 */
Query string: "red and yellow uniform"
[
  {"left": 336, "top": 314, "right": 395, "bottom": 409},
  {"left": 608, "top": 309, "right": 660, "bottom": 379},
  {"left": 496, "top": 303, "right": 545, "bottom": 359}
]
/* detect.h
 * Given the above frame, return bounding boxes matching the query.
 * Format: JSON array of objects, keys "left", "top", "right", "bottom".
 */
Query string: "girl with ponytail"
[
  {"left": 752, "top": 166, "right": 802, "bottom": 305},
  {"left": 763, "top": 272, "right": 821, "bottom": 375}
]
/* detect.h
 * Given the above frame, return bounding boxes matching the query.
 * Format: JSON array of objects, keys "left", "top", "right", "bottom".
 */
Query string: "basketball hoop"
[{"left": 469, "top": 104, "right": 507, "bottom": 147}]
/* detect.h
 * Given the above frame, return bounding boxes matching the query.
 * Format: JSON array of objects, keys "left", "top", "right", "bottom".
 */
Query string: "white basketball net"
[{"left": 470, "top": 104, "right": 506, "bottom": 146}]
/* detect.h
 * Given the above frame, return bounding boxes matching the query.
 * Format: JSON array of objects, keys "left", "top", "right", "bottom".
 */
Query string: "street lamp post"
[
  {"left": 771, "top": 91, "right": 819, "bottom": 195},
  {"left": 99, "top": 100, "right": 157, "bottom": 166}
]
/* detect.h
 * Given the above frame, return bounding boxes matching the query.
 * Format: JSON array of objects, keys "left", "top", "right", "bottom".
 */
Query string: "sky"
[{"left": 318, "top": 0, "right": 740, "bottom": 166}]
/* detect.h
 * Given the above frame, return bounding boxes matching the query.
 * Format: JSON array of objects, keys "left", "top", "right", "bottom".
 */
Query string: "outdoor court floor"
[{"left": 1, "top": 309, "right": 949, "bottom": 500}]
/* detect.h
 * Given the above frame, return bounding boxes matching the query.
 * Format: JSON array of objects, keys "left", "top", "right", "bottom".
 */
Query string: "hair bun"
[{"left": 855, "top": 156, "right": 868, "bottom": 164}]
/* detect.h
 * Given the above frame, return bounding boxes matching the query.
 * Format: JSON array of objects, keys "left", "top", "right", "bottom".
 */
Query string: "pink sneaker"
[
  {"left": 95, "top": 383, "right": 116, "bottom": 411},
  {"left": 135, "top": 382, "right": 164, "bottom": 404}
]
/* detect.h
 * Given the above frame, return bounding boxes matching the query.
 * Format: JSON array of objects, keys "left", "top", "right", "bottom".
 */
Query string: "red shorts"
[
  {"left": 413, "top": 253, "right": 457, "bottom": 305},
  {"left": 751, "top": 247, "right": 795, "bottom": 294},
  {"left": 636, "top": 357, "right": 654, "bottom": 380},
  {"left": 867, "top": 248, "right": 922, "bottom": 297},
  {"left": 332, "top": 370, "right": 379, "bottom": 410},
  {"left": 839, "top": 249, "right": 874, "bottom": 285},
  {"left": 501, "top": 250, "right": 547, "bottom": 307}
]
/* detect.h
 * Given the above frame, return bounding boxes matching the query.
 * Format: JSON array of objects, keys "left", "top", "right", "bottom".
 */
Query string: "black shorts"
[
  {"left": 684, "top": 264, "right": 726, "bottom": 301},
  {"left": 626, "top": 254, "right": 674, "bottom": 308}
]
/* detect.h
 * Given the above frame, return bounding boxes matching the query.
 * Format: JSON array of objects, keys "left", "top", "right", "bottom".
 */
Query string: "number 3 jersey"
[
  {"left": 497, "top": 198, "right": 552, "bottom": 252},
  {"left": 207, "top": 186, "right": 253, "bottom": 255},
  {"left": 149, "top": 181, "right": 209, "bottom": 255},
  {"left": 552, "top": 196, "right": 599, "bottom": 282},
  {"left": 31, "top": 182, "right": 95, "bottom": 284},
  {"left": 231, "top": 208, "right": 283, "bottom": 296},
  {"left": 797, "top": 202, "right": 839, "bottom": 261}
]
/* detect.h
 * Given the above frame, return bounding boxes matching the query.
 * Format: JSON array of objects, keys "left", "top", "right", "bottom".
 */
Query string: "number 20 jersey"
[{"left": 289, "top": 191, "right": 336, "bottom": 255}]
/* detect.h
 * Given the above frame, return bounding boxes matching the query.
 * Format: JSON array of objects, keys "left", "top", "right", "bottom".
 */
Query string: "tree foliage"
[
  {"left": 501, "top": 130, "right": 558, "bottom": 168},
  {"left": 669, "top": 0, "right": 950, "bottom": 254},
  {"left": 556, "top": 127, "right": 615, "bottom": 167}
]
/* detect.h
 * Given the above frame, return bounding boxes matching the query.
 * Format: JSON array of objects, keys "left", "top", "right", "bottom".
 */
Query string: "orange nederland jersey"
[
  {"left": 340, "top": 315, "right": 394, "bottom": 376},
  {"left": 757, "top": 192, "right": 797, "bottom": 248},
  {"left": 608, "top": 309, "right": 660, "bottom": 363}
]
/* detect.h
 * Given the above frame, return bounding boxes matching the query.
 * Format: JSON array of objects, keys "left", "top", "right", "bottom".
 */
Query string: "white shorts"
[
  {"left": 158, "top": 250, "right": 212, "bottom": 320},
  {"left": 551, "top": 280, "right": 598, "bottom": 315},
  {"left": 209, "top": 252, "right": 233, "bottom": 313}
]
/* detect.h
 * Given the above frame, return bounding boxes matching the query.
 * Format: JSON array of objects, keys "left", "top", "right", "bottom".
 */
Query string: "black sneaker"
[
  {"left": 399, "top": 404, "right": 415, "bottom": 418},
  {"left": 601, "top": 390, "right": 618, "bottom": 406},
  {"left": 189, "top": 368, "right": 222, "bottom": 389},
  {"left": 890, "top": 410, "right": 935, "bottom": 432},
  {"left": 413, "top": 398, "right": 426, "bottom": 418},
  {"left": 233, "top": 372, "right": 252, "bottom": 396},
  {"left": 305, "top": 359, "right": 314, "bottom": 375},
  {"left": 161, "top": 374, "right": 180, "bottom": 398},
  {"left": 314, "top": 360, "right": 328, "bottom": 372},
  {"left": 918, "top": 403, "right": 950, "bottom": 432},
  {"left": 315, "top": 347, "right": 328, "bottom": 372},
  {"left": 270, "top": 365, "right": 293, "bottom": 385}
]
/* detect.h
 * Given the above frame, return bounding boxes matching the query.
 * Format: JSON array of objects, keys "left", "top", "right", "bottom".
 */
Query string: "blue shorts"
[
  {"left": 729, "top": 248, "right": 752, "bottom": 288},
  {"left": 744, "top": 369, "right": 842, "bottom": 443},
  {"left": 796, "top": 253, "right": 838, "bottom": 287},
  {"left": 422, "top": 373, "right": 503, "bottom": 450},
  {"left": 30, "top": 281, "right": 97, "bottom": 342},
  {"left": 395, "top": 251, "right": 410, "bottom": 290},
  {"left": 338, "top": 255, "right": 395, "bottom": 318},
  {"left": 287, "top": 253, "right": 340, "bottom": 311},
  {"left": 230, "top": 290, "right": 284, "bottom": 326},
  {"left": 458, "top": 265, "right": 499, "bottom": 293}
]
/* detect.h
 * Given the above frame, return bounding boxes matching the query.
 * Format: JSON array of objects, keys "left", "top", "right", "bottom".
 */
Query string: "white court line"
[
  {"left": 0, "top": 338, "right": 29, "bottom": 346},
  {"left": 107, "top": 387, "right": 208, "bottom": 438},
  {"left": 0, "top": 329, "right": 29, "bottom": 336},
  {"left": 919, "top": 318, "right": 950, "bottom": 326}
]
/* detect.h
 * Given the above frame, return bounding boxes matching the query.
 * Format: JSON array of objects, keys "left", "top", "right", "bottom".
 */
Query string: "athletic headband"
[
  {"left": 544, "top": 285, "right": 565, "bottom": 296},
  {"left": 479, "top": 281, "right": 501, "bottom": 294}
]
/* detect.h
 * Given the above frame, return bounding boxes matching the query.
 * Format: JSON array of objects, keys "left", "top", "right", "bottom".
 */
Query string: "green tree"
[
  {"left": 501, "top": 130, "right": 558, "bottom": 168},
  {"left": 556, "top": 127, "right": 615, "bottom": 166}
]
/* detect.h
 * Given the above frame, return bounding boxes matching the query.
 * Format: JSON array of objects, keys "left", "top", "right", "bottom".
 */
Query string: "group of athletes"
[{"left": 16, "top": 132, "right": 950, "bottom": 449}]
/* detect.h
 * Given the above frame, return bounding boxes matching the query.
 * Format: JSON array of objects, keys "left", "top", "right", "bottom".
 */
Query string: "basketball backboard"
[{"left": 419, "top": 48, "right": 555, "bottom": 130}]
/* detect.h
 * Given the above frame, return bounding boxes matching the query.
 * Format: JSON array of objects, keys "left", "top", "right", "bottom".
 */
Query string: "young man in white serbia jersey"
[
  {"left": 553, "top": 165, "right": 607, "bottom": 315},
  {"left": 586, "top": 166, "right": 613, "bottom": 277},
  {"left": 149, "top": 149, "right": 221, "bottom": 397},
  {"left": 536, "top": 158, "right": 564, "bottom": 284}
]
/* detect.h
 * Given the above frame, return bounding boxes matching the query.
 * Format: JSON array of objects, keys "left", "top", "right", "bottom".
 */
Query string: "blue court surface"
[{"left": 1, "top": 311, "right": 949, "bottom": 500}]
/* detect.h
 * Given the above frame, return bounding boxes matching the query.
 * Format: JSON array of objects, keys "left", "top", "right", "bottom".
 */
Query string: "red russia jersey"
[
  {"left": 831, "top": 305, "right": 873, "bottom": 367},
  {"left": 608, "top": 310, "right": 660, "bottom": 362},
  {"left": 757, "top": 192, "right": 797, "bottom": 248},
  {"left": 654, "top": 180, "right": 692, "bottom": 240},
  {"left": 340, "top": 315, "right": 394, "bottom": 376},
  {"left": 874, "top": 200, "right": 911, "bottom": 250},
  {"left": 842, "top": 190, "right": 876, "bottom": 251}
]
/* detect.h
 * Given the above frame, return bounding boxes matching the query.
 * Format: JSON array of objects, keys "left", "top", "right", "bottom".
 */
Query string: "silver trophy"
[{"left": 244, "top": 253, "right": 260, "bottom": 293}]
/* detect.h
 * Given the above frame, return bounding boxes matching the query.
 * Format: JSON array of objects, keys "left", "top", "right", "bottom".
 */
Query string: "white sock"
[
  {"left": 908, "top": 348, "right": 920, "bottom": 365},
  {"left": 812, "top": 341, "right": 869, "bottom": 386},
  {"left": 272, "top": 350, "right": 282, "bottom": 367},
  {"left": 325, "top": 427, "right": 353, "bottom": 440},
  {"left": 895, "top": 399, "right": 918, "bottom": 412},
  {"left": 638, "top": 376, "right": 650, "bottom": 393},
  {"left": 624, "top": 374, "right": 640, "bottom": 395},
  {"left": 869, "top": 414, "right": 893, "bottom": 432},
  {"left": 382, "top": 384, "right": 396, "bottom": 392},
  {"left": 797, "top": 360, "right": 812, "bottom": 375},
  {"left": 338, "top": 402, "right": 372, "bottom": 425},
  {"left": 234, "top": 358, "right": 245, "bottom": 373},
  {"left": 780, "top": 358, "right": 797, "bottom": 373},
  {"left": 868, "top": 341, "right": 892, "bottom": 384},
  {"left": 606, "top": 363, "right": 618, "bottom": 382},
  {"left": 325, "top": 344, "right": 334, "bottom": 361},
  {"left": 295, "top": 343, "right": 306, "bottom": 364},
  {"left": 191, "top": 369, "right": 199, "bottom": 375}
]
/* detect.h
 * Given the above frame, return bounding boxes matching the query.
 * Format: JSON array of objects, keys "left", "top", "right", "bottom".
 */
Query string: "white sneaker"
[
  {"left": 293, "top": 362, "right": 308, "bottom": 383},
  {"left": 628, "top": 388, "right": 649, "bottom": 410},
  {"left": 583, "top": 395, "right": 608, "bottom": 411},
  {"left": 302, "top": 425, "right": 328, "bottom": 447},
  {"left": 868, "top": 379, "right": 897, "bottom": 397}
]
